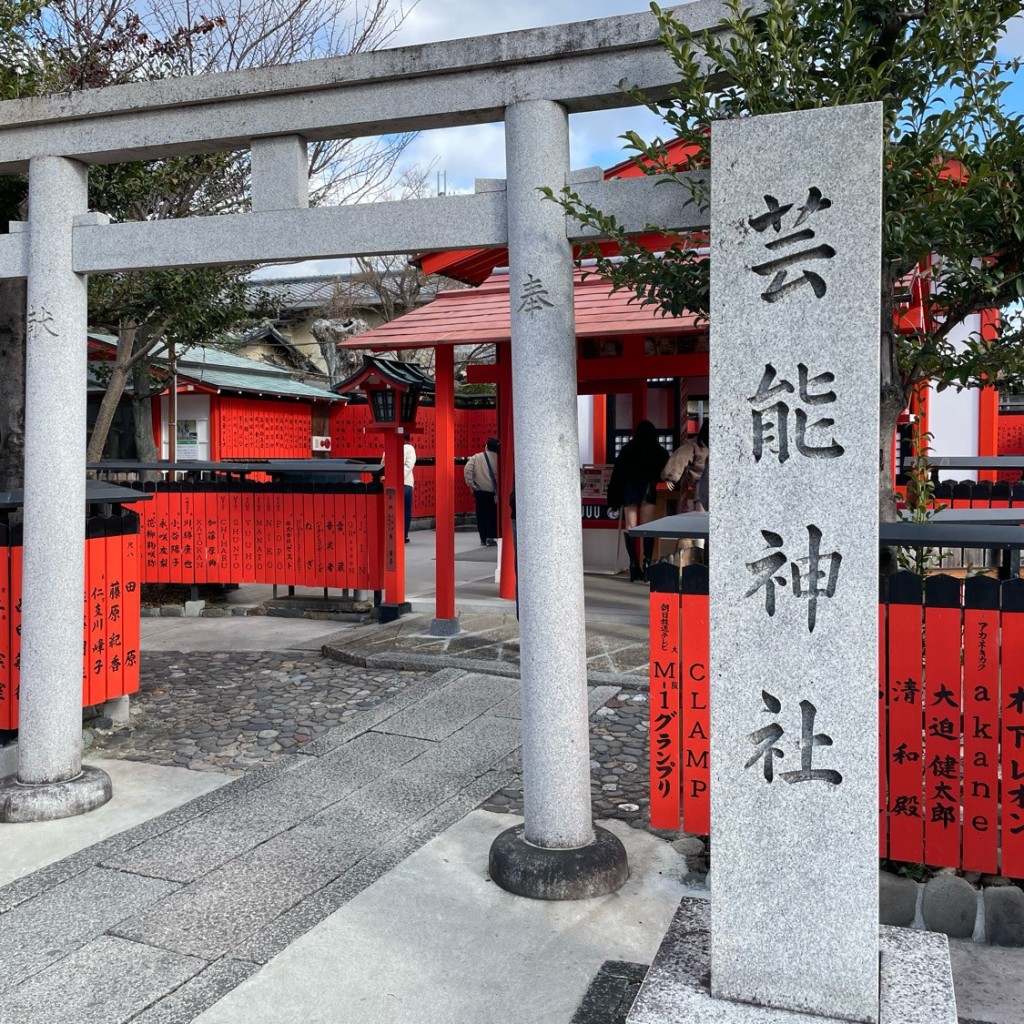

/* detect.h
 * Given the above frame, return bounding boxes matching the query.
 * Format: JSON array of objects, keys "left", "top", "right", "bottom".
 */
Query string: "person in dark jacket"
[{"left": 607, "top": 420, "right": 669, "bottom": 581}]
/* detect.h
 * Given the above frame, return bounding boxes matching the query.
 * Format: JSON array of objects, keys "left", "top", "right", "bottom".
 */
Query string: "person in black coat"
[{"left": 607, "top": 420, "right": 669, "bottom": 581}]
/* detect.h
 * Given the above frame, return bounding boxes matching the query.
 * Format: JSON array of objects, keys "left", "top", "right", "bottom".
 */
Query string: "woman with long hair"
[{"left": 607, "top": 420, "right": 669, "bottom": 581}]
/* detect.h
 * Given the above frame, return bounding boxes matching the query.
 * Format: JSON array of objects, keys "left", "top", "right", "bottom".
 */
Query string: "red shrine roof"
[
  {"left": 414, "top": 139, "right": 701, "bottom": 285},
  {"left": 336, "top": 268, "right": 702, "bottom": 351}
]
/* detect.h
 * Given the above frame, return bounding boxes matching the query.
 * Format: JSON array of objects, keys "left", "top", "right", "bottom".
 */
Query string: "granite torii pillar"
[
  {"left": 0, "top": 156, "right": 113, "bottom": 821},
  {"left": 487, "top": 99, "right": 628, "bottom": 898}
]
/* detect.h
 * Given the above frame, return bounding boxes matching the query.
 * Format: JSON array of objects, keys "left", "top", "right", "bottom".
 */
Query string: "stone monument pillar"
[
  {"left": 709, "top": 101, "right": 881, "bottom": 1022},
  {"left": 488, "top": 98, "right": 627, "bottom": 899},
  {"left": 628, "top": 103, "right": 957, "bottom": 1024},
  {"left": 0, "top": 156, "right": 113, "bottom": 822}
]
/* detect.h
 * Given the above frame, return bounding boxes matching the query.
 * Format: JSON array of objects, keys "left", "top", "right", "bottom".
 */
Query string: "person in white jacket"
[{"left": 403, "top": 442, "right": 416, "bottom": 543}]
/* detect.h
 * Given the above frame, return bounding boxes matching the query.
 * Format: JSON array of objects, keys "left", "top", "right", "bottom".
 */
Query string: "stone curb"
[
  {"left": 319, "top": 644, "right": 647, "bottom": 690},
  {"left": 140, "top": 602, "right": 373, "bottom": 623},
  {"left": 880, "top": 869, "right": 1024, "bottom": 946}
]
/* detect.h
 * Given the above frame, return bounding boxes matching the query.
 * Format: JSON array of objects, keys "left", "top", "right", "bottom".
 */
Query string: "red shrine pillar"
[
  {"left": 498, "top": 351, "right": 516, "bottom": 601},
  {"left": 380, "top": 427, "right": 406, "bottom": 618},
  {"left": 431, "top": 346, "right": 459, "bottom": 634}
]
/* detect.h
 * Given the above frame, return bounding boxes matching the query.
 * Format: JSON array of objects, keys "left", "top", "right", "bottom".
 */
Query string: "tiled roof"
[
  {"left": 337, "top": 270, "right": 700, "bottom": 351},
  {"left": 88, "top": 333, "right": 342, "bottom": 402},
  {"left": 335, "top": 355, "right": 435, "bottom": 396},
  {"left": 246, "top": 273, "right": 441, "bottom": 315}
]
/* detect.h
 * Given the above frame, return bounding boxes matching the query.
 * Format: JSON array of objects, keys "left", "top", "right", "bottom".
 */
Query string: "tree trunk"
[
  {"left": 87, "top": 322, "right": 140, "bottom": 464},
  {"left": 878, "top": 269, "right": 903, "bottom": 523},
  {"left": 87, "top": 360, "right": 130, "bottom": 463},
  {"left": 132, "top": 392, "right": 159, "bottom": 463},
  {"left": 878, "top": 383, "right": 905, "bottom": 520},
  {"left": 0, "top": 278, "right": 26, "bottom": 491}
]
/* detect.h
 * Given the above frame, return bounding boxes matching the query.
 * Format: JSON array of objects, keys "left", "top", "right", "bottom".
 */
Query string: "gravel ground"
[
  {"left": 86, "top": 653, "right": 709, "bottom": 874},
  {"left": 86, "top": 650, "right": 426, "bottom": 775}
]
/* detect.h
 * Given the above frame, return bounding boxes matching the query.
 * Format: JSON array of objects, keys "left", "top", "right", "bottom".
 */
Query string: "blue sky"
[
  {"left": 387, "top": 0, "right": 1024, "bottom": 193},
  {"left": 259, "top": 1, "right": 1024, "bottom": 278}
]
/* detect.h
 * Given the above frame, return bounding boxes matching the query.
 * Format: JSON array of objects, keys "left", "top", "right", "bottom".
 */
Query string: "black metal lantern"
[
  {"left": 335, "top": 355, "right": 433, "bottom": 432},
  {"left": 363, "top": 378, "right": 421, "bottom": 428}
]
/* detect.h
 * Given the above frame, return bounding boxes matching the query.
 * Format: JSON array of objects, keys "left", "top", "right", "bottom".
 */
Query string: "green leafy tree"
[
  {"left": 0, "top": 0, "right": 416, "bottom": 476},
  {"left": 555, "top": 0, "right": 1024, "bottom": 517},
  {"left": 0, "top": 2, "right": 44, "bottom": 489}
]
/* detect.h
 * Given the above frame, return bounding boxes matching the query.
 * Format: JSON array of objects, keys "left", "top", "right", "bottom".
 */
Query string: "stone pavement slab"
[
  {"left": 949, "top": 939, "right": 1024, "bottom": 1024},
  {"left": 102, "top": 731, "right": 429, "bottom": 883},
  {"left": 322, "top": 612, "right": 651, "bottom": 687},
  {"left": 0, "top": 867, "right": 180, "bottom": 994},
  {"left": 191, "top": 811, "right": 700, "bottom": 1024},
  {"left": 373, "top": 671, "right": 520, "bottom": 740},
  {"left": 0, "top": 757, "right": 230, "bottom": 887},
  {"left": 0, "top": 935, "right": 207, "bottom": 1024},
  {"left": 0, "top": 667, "right": 537, "bottom": 1021}
]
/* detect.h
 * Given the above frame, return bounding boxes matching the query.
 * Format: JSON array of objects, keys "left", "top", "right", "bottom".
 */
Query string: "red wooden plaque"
[
  {"left": 961, "top": 575, "right": 1000, "bottom": 873},
  {"left": 121, "top": 526, "right": 141, "bottom": 696},
  {"left": 9, "top": 541, "right": 21, "bottom": 727},
  {"left": 680, "top": 565, "right": 710, "bottom": 835},
  {"left": 879, "top": 599, "right": 888, "bottom": 858},
  {"left": 0, "top": 529, "right": 11, "bottom": 729},
  {"left": 1000, "top": 579, "right": 1024, "bottom": 878},
  {"left": 922, "top": 575, "right": 963, "bottom": 869},
  {"left": 648, "top": 571, "right": 681, "bottom": 831},
  {"left": 885, "top": 571, "right": 926, "bottom": 864}
]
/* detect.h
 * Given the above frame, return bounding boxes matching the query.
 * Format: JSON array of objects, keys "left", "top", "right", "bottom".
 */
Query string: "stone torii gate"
[{"left": 0, "top": 4, "right": 723, "bottom": 897}]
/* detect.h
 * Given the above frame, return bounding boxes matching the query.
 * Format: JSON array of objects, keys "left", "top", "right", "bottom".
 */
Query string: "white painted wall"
[
  {"left": 160, "top": 392, "right": 211, "bottom": 461},
  {"left": 927, "top": 312, "right": 981, "bottom": 481},
  {"left": 577, "top": 395, "right": 594, "bottom": 465}
]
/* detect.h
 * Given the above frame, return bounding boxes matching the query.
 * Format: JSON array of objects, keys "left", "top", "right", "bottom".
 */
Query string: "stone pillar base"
[
  {"left": 488, "top": 823, "right": 628, "bottom": 901},
  {"left": 377, "top": 602, "right": 411, "bottom": 624},
  {"left": 627, "top": 898, "right": 957, "bottom": 1024},
  {"left": 0, "top": 765, "right": 113, "bottom": 823},
  {"left": 102, "top": 694, "right": 131, "bottom": 728},
  {"left": 429, "top": 615, "right": 461, "bottom": 637}
]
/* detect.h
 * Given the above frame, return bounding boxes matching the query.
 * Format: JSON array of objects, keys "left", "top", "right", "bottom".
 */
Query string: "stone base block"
[
  {"left": 103, "top": 694, "right": 131, "bottom": 729},
  {"left": 377, "top": 602, "right": 412, "bottom": 624},
  {"left": 429, "top": 615, "right": 461, "bottom": 637},
  {"left": 488, "top": 823, "right": 628, "bottom": 901},
  {"left": 627, "top": 898, "right": 957, "bottom": 1024},
  {"left": 0, "top": 740, "right": 16, "bottom": 780},
  {"left": 0, "top": 765, "right": 113, "bottom": 822}
]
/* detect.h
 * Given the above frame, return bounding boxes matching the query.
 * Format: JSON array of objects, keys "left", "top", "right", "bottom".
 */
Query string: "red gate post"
[
  {"left": 497, "top": 350, "right": 517, "bottom": 602},
  {"left": 381, "top": 427, "right": 407, "bottom": 618},
  {"left": 431, "top": 346, "right": 458, "bottom": 634}
]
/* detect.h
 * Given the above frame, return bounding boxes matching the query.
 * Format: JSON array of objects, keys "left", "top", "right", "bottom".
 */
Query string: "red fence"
[
  {"left": 0, "top": 511, "right": 141, "bottom": 729},
  {"left": 330, "top": 402, "right": 494, "bottom": 518},
  {"left": 132, "top": 481, "right": 385, "bottom": 591},
  {"left": 328, "top": 402, "right": 497, "bottom": 461},
  {"left": 649, "top": 564, "right": 1024, "bottom": 876},
  {"left": 219, "top": 397, "right": 314, "bottom": 460}
]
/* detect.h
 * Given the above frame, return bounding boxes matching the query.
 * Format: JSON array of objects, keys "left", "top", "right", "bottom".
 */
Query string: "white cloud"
[
  {"left": 390, "top": 0, "right": 657, "bottom": 48},
  {"left": 400, "top": 123, "right": 506, "bottom": 195},
  {"left": 258, "top": 5, "right": 677, "bottom": 276},
  {"left": 999, "top": 14, "right": 1024, "bottom": 59}
]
